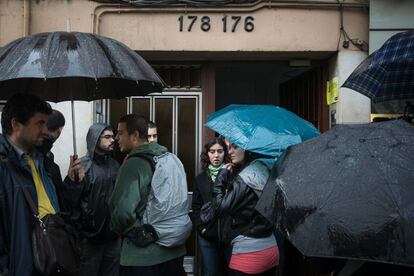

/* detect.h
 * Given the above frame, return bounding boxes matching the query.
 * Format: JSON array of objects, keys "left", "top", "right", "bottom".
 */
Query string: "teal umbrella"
[{"left": 206, "top": 104, "right": 320, "bottom": 157}]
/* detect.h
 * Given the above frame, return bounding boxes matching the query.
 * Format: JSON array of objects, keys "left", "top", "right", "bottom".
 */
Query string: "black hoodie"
[{"left": 64, "top": 123, "right": 120, "bottom": 243}]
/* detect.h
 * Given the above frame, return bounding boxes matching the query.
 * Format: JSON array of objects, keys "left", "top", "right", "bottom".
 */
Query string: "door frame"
[
  {"left": 103, "top": 91, "right": 203, "bottom": 176},
  {"left": 130, "top": 91, "right": 203, "bottom": 175}
]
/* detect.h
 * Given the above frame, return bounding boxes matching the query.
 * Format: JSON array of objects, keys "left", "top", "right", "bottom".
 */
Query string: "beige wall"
[
  {"left": 1, "top": 0, "right": 368, "bottom": 54},
  {"left": 328, "top": 50, "right": 371, "bottom": 125},
  {"left": 98, "top": 8, "right": 367, "bottom": 53},
  {"left": 29, "top": 0, "right": 95, "bottom": 33},
  {"left": 0, "top": 0, "right": 95, "bottom": 45},
  {"left": 101, "top": 9, "right": 333, "bottom": 52},
  {"left": 0, "top": 0, "right": 25, "bottom": 45}
]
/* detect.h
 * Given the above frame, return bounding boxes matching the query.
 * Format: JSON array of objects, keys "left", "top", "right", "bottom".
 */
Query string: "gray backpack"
[{"left": 129, "top": 152, "right": 192, "bottom": 247}]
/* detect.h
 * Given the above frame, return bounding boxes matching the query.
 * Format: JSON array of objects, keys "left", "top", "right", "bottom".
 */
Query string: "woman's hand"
[{"left": 223, "top": 162, "right": 235, "bottom": 172}]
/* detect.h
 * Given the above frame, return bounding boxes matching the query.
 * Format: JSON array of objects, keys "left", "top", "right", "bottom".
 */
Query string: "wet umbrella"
[
  {"left": 342, "top": 31, "right": 414, "bottom": 102},
  {"left": 205, "top": 104, "right": 320, "bottom": 157},
  {"left": 0, "top": 31, "right": 164, "bottom": 100},
  {"left": 0, "top": 31, "right": 165, "bottom": 154},
  {"left": 256, "top": 119, "right": 414, "bottom": 267}
]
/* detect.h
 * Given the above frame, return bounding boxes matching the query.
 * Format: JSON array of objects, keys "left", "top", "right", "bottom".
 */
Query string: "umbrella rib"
[
  {"left": 364, "top": 136, "right": 414, "bottom": 224},
  {"left": 364, "top": 146, "right": 414, "bottom": 250},
  {"left": 318, "top": 133, "right": 354, "bottom": 211},
  {"left": 243, "top": 123, "right": 258, "bottom": 150},
  {"left": 44, "top": 32, "right": 56, "bottom": 79}
]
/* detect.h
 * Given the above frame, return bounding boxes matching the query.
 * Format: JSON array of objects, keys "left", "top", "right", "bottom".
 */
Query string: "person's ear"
[
  {"left": 11, "top": 118, "right": 22, "bottom": 132},
  {"left": 133, "top": 130, "right": 140, "bottom": 141}
]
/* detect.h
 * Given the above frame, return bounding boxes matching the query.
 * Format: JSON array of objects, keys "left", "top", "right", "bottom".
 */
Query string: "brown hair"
[{"left": 200, "top": 137, "right": 229, "bottom": 172}]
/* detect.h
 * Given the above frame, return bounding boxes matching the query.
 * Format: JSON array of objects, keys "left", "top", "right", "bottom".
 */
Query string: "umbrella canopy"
[
  {"left": 256, "top": 119, "right": 414, "bottom": 267},
  {"left": 205, "top": 104, "right": 320, "bottom": 157},
  {"left": 0, "top": 31, "right": 164, "bottom": 155},
  {"left": 342, "top": 31, "right": 414, "bottom": 102},
  {"left": 0, "top": 31, "right": 165, "bottom": 101}
]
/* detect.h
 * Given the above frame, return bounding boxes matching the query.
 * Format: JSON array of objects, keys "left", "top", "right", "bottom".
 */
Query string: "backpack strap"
[{"left": 127, "top": 153, "right": 156, "bottom": 172}]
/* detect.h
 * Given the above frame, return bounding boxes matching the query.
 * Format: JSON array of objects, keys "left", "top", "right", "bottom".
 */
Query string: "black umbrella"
[
  {"left": 0, "top": 31, "right": 164, "bottom": 100},
  {"left": 342, "top": 31, "right": 414, "bottom": 103},
  {"left": 0, "top": 31, "right": 165, "bottom": 154},
  {"left": 256, "top": 120, "right": 414, "bottom": 267}
]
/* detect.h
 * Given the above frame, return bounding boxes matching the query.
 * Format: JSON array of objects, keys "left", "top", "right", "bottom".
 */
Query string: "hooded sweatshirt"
[
  {"left": 110, "top": 142, "right": 186, "bottom": 266},
  {"left": 64, "top": 123, "right": 119, "bottom": 243}
]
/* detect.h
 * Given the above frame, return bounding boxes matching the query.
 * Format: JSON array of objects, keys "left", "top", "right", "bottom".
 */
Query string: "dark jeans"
[
  {"left": 198, "top": 234, "right": 227, "bottom": 276},
  {"left": 80, "top": 238, "right": 121, "bottom": 276},
  {"left": 119, "top": 255, "right": 185, "bottom": 276}
]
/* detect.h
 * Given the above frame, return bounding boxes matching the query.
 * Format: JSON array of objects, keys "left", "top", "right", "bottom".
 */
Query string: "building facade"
[
  {"left": 0, "top": 0, "right": 372, "bottom": 272},
  {"left": 0, "top": 0, "right": 370, "bottom": 174}
]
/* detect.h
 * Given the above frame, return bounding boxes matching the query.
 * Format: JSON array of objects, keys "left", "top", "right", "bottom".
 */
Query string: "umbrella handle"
[
  {"left": 73, "top": 154, "right": 79, "bottom": 182},
  {"left": 71, "top": 101, "right": 77, "bottom": 156}
]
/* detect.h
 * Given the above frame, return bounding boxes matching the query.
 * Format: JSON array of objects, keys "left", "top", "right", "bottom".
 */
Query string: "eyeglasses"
[{"left": 100, "top": 135, "right": 114, "bottom": 139}]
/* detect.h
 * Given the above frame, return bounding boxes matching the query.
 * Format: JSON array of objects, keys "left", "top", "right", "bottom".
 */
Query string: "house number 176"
[{"left": 178, "top": 15, "right": 255, "bottom": 32}]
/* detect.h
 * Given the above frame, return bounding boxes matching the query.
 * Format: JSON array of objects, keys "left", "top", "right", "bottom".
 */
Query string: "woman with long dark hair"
[
  {"left": 192, "top": 137, "right": 229, "bottom": 276},
  {"left": 208, "top": 137, "right": 279, "bottom": 276}
]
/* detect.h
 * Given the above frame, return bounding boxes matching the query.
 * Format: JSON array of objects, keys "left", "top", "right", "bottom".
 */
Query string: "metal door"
[
  {"left": 104, "top": 92, "right": 202, "bottom": 190},
  {"left": 129, "top": 92, "right": 202, "bottom": 191}
]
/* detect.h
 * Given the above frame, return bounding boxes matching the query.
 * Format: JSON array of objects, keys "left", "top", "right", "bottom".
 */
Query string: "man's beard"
[{"left": 98, "top": 144, "right": 114, "bottom": 153}]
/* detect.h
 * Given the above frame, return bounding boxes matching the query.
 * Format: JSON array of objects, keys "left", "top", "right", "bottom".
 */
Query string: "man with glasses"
[{"left": 64, "top": 123, "right": 120, "bottom": 276}]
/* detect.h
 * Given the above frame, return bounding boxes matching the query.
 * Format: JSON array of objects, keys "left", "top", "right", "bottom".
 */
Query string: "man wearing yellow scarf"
[{"left": 0, "top": 94, "right": 60, "bottom": 276}]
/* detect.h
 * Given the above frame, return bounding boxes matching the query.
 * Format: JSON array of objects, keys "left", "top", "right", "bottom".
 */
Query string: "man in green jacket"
[{"left": 110, "top": 114, "right": 186, "bottom": 276}]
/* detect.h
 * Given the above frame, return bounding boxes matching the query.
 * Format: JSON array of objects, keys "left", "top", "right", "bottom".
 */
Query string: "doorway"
[
  {"left": 107, "top": 91, "right": 202, "bottom": 191},
  {"left": 215, "top": 62, "right": 328, "bottom": 132}
]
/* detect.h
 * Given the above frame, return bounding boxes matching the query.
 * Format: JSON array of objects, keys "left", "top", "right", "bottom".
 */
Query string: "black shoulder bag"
[
  {"left": 123, "top": 153, "right": 158, "bottom": 247},
  {"left": 4, "top": 160, "right": 80, "bottom": 276}
]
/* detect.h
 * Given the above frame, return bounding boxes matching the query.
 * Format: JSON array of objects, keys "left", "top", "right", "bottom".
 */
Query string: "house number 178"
[{"left": 178, "top": 15, "right": 255, "bottom": 32}]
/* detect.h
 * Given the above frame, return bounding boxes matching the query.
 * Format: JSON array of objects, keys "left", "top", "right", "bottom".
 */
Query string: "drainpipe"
[
  {"left": 92, "top": 1, "right": 368, "bottom": 35},
  {"left": 23, "top": 0, "right": 30, "bottom": 36}
]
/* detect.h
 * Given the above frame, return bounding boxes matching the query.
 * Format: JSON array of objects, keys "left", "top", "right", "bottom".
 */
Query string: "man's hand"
[{"left": 68, "top": 155, "right": 85, "bottom": 182}]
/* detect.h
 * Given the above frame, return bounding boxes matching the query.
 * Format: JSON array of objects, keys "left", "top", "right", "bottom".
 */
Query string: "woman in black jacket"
[
  {"left": 208, "top": 137, "right": 279, "bottom": 276},
  {"left": 192, "top": 137, "right": 229, "bottom": 276}
]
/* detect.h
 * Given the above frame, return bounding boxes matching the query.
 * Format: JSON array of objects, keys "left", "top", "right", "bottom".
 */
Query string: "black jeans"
[
  {"left": 120, "top": 256, "right": 185, "bottom": 276},
  {"left": 79, "top": 238, "right": 121, "bottom": 276}
]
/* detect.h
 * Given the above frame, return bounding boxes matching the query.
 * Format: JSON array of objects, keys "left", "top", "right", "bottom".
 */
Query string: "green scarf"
[{"left": 208, "top": 164, "right": 223, "bottom": 182}]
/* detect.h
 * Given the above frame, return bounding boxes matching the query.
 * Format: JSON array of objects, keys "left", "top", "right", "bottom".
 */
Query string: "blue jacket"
[{"left": 0, "top": 134, "right": 60, "bottom": 276}]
